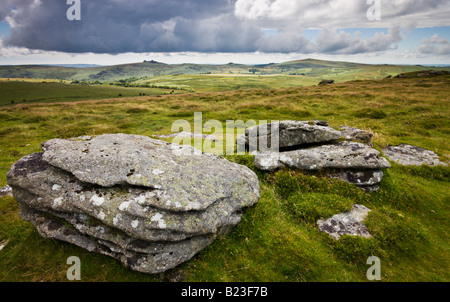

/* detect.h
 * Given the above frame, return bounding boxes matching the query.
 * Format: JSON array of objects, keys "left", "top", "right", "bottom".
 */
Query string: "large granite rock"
[
  {"left": 7, "top": 134, "right": 260, "bottom": 274},
  {"left": 254, "top": 141, "right": 391, "bottom": 172},
  {"left": 317, "top": 204, "right": 372, "bottom": 240},
  {"left": 237, "top": 120, "right": 341, "bottom": 152},
  {"left": 383, "top": 144, "right": 447, "bottom": 166}
]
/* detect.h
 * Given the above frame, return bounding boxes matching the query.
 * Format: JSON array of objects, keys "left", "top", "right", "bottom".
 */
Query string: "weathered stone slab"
[
  {"left": 254, "top": 142, "right": 391, "bottom": 172},
  {"left": 40, "top": 134, "right": 259, "bottom": 211},
  {"left": 383, "top": 144, "right": 447, "bottom": 166},
  {"left": 317, "top": 204, "right": 372, "bottom": 240},
  {"left": 238, "top": 120, "right": 341, "bottom": 151}
]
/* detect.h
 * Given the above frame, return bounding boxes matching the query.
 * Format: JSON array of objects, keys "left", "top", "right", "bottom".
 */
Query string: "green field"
[
  {"left": 0, "top": 71, "right": 449, "bottom": 282},
  {"left": 0, "top": 80, "right": 183, "bottom": 107}
]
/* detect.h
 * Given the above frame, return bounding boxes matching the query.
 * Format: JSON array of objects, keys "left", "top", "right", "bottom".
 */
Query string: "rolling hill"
[{"left": 1, "top": 59, "right": 449, "bottom": 83}]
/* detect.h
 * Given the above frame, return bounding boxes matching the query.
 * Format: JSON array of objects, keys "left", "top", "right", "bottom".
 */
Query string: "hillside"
[{"left": 1, "top": 59, "right": 449, "bottom": 83}]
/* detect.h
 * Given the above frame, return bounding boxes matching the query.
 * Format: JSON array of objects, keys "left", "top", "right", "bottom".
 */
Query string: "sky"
[{"left": 0, "top": 0, "right": 449, "bottom": 66}]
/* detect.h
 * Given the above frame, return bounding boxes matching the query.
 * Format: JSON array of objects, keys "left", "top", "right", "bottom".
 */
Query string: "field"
[
  {"left": 0, "top": 80, "right": 182, "bottom": 107},
  {"left": 0, "top": 70, "right": 449, "bottom": 282}
]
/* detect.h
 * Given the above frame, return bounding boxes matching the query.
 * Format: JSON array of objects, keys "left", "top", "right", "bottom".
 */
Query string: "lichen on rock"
[{"left": 7, "top": 133, "right": 260, "bottom": 274}]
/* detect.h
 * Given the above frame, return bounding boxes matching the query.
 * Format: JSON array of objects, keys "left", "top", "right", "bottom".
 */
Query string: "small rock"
[
  {"left": 383, "top": 144, "right": 447, "bottom": 166},
  {"left": 0, "top": 185, "right": 12, "bottom": 197},
  {"left": 318, "top": 80, "right": 335, "bottom": 85},
  {"left": 317, "top": 204, "right": 372, "bottom": 240}
]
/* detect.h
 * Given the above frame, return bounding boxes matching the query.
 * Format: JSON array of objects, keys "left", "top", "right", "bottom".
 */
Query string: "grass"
[
  {"left": 0, "top": 80, "right": 182, "bottom": 107},
  {"left": 0, "top": 74, "right": 449, "bottom": 282}
]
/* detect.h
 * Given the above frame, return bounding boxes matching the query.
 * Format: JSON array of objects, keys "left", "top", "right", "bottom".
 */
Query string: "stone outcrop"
[
  {"left": 383, "top": 144, "right": 447, "bottom": 166},
  {"left": 7, "top": 134, "right": 260, "bottom": 274},
  {"left": 317, "top": 204, "right": 372, "bottom": 240},
  {"left": 237, "top": 120, "right": 341, "bottom": 152},
  {"left": 251, "top": 121, "right": 390, "bottom": 191}
]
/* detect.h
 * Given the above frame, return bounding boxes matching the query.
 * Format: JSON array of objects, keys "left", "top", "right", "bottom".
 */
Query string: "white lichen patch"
[
  {"left": 152, "top": 169, "right": 165, "bottom": 175},
  {"left": 53, "top": 197, "right": 63, "bottom": 207},
  {"left": 119, "top": 201, "right": 131, "bottom": 211},
  {"left": 131, "top": 220, "right": 139, "bottom": 228},
  {"left": 98, "top": 211, "right": 106, "bottom": 220},
  {"left": 133, "top": 192, "right": 154, "bottom": 205},
  {"left": 52, "top": 184, "right": 62, "bottom": 191},
  {"left": 91, "top": 195, "right": 105, "bottom": 206},
  {"left": 151, "top": 213, "right": 167, "bottom": 228}
]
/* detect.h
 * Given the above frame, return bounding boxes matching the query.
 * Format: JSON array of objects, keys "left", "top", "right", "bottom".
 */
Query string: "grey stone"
[
  {"left": 7, "top": 134, "right": 260, "bottom": 274},
  {"left": 40, "top": 134, "right": 259, "bottom": 211},
  {"left": 8, "top": 154, "right": 250, "bottom": 242},
  {"left": 383, "top": 144, "right": 447, "bottom": 166},
  {"left": 0, "top": 185, "right": 12, "bottom": 197},
  {"left": 238, "top": 120, "right": 341, "bottom": 151},
  {"left": 254, "top": 141, "right": 391, "bottom": 172},
  {"left": 340, "top": 126, "right": 374, "bottom": 146},
  {"left": 317, "top": 204, "right": 372, "bottom": 240}
]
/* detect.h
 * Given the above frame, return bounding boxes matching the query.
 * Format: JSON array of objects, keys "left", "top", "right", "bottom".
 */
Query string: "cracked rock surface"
[{"left": 7, "top": 134, "right": 260, "bottom": 274}]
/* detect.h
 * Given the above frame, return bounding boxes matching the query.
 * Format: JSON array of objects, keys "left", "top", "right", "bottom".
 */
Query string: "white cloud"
[{"left": 419, "top": 34, "right": 450, "bottom": 55}]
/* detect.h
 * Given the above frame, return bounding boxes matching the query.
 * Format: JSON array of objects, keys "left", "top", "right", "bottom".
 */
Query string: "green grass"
[
  {"left": 0, "top": 80, "right": 182, "bottom": 107},
  {"left": 0, "top": 74, "right": 449, "bottom": 282}
]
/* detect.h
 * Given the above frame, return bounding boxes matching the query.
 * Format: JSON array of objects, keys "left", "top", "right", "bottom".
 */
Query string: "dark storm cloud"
[
  {"left": 1, "top": 0, "right": 448, "bottom": 55},
  {"left": 4, "top": 0, "right": 240, "bottom": 53}
]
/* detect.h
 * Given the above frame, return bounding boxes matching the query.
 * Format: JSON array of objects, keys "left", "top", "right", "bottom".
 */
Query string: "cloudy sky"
[{"left": 0, "top": 0, "right": 449, "bottom": 66}]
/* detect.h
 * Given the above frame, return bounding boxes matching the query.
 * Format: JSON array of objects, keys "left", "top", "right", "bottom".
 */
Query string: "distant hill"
[{"left": 0, "top": 59, "right": 449, "bottom": 83}]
